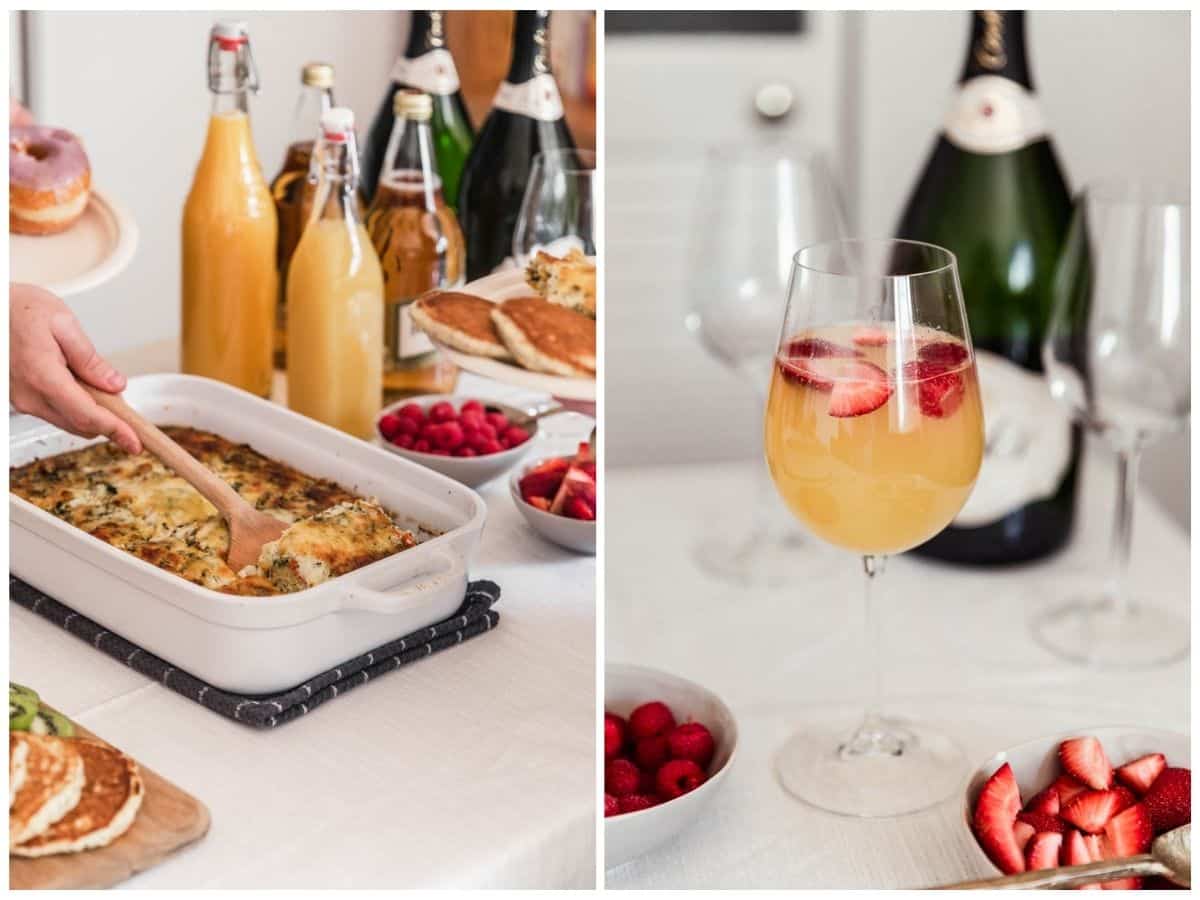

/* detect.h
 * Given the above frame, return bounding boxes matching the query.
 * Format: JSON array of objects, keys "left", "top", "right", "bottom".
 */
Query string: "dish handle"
[{"left": 340, "top": 550, "right": 467, "bottom": 614}]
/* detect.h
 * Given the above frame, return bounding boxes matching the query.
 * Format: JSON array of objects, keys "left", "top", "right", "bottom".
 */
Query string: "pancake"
[
  {"left": 9, "top": 732, "right": 85, "bottom": 847},
  {"left": 12, "top": 738, "right": 143, "bottom": 857},
  {"left": 491, "top": 296, "right": 596, "bottom": 378},
  {"left": 410, "top": 292, "right": 513, "bottom": 361},
  {"left": 10, "top": 735, "right": 29, "bottom": 807}
]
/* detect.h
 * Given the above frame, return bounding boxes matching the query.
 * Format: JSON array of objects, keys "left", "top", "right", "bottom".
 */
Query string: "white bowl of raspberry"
[
  {"left": 964, "top": 727, "right": 1190, "bottom": 887},
  {"left": 376, "top": 394, "right": 536, "bottom": 488},
  {"left": 604, "top": 663, "right": 739, "bottom": 869}
]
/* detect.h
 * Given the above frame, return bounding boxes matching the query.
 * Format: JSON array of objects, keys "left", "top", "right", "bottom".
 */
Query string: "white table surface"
[
  {"left": 605, "top": 444, "right": 1190, "bottom": 889},
  {"left": 10, "top": 344, "right": 597, "bottom": 889}
]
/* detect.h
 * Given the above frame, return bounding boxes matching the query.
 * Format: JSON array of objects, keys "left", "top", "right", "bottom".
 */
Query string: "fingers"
[
  {"left": 28, "top": 369, "right": 142, "bottom": 455},
  {"left": 50, "top": 310, "right": 127, "bottom": 392}
]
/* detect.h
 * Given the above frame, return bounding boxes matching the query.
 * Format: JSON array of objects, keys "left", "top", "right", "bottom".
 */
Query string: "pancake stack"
[{"left": 9, "top": 730, "right": 143, "bottom": 857}]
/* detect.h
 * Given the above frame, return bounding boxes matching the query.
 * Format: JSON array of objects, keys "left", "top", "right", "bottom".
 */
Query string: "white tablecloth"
[
  {"left": 10, "top": 347, "right": 597, "bottom": 889},
  {"left": 605, "top": 444, "right": 1189, "bottom": 889}
]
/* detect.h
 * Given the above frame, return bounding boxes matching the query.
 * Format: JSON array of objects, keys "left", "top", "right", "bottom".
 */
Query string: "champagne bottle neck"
[
  {"left": 506, "top": 11, "right": 551, "bottom": 84},
  {"left": 959, "top": 11, "right": 1033, "bottom": 90},
  {"left": 405, "top": 11, "right": 446, "bottom": 57}
]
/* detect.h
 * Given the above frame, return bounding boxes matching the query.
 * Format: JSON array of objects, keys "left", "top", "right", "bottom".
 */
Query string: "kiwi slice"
[
  {"left": 28, "top": 708, "right": 74, "bottom": 738},
  {"left": 9, "top": 687, "right": 37, "bottom": 732}
]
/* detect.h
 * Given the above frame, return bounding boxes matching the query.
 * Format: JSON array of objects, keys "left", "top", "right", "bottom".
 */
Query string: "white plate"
[
  {"left": 428, "top": 266, "right": 596, "bottom": 402},
  {"left": 9, "top": 187, "right": 138, "bottom": 297}
]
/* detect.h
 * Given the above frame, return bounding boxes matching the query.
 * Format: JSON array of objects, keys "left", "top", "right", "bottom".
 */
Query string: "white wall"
[
  {"left": 606, "top": 10, "right": 1190, "bottom": 530},
  {"left": 26, "top": 10, "right": 406, "bottom": 356}
]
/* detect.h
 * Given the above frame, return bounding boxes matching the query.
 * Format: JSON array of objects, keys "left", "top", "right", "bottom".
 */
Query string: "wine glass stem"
[
  {"left": 839, "top": 554, "right": 903, "bottom": 758},
  {"left": 1109, "top": 448, "right": 1141, "bottom": 618}
]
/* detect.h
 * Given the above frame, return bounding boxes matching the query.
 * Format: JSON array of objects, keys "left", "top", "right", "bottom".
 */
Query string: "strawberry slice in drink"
[
  {"left": 783, "top": 336, "right": 862, "bottom": 359},
  {"left": 550, "top": 442, "right": 597, "bottom": 520},
  {"left": 778, "top": 356, "right": 893, "bottom": 418},
  {"left": 901, "top": 359, "right": 965, "bottom": 419}
]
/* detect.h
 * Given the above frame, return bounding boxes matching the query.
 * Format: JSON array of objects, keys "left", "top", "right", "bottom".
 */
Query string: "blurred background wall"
[
  {"left": 12, "top": 9, "right": 595, "bottom": 352},
  {"left": 606, "top": 10, "right": 1190, "bottom": 531}
]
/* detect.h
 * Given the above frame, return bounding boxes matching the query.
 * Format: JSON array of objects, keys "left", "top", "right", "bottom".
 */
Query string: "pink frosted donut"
[{"left": 10, "top": 125, "right": 91, "bottom": 235}]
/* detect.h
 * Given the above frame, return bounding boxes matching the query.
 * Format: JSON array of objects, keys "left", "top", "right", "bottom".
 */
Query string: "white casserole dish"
[{"left": 9, "top": 374, "right": 488, "bottom": 694}]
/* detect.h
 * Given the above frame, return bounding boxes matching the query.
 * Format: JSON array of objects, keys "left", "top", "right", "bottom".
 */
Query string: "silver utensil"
[{"left": 936, "top": 824, "right": 1189, "bottom": 890}]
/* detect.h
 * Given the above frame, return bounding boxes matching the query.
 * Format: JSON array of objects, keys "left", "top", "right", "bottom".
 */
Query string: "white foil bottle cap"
[
  {"left": 321, "top": 107, "right": 355, "bottom": 140},
  {"left": 212, "top": 20, "right": 248, "bottom": 39}
]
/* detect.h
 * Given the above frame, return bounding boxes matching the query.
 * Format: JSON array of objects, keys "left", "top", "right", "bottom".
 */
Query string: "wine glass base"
[
  {"left": 775, "top": 716, "right": 966, "bottom": 818},
  {"left": 693, "top": 529, "right": 831, "bottom": 590},
  {"left": 1031, "top": 599, "right": 1190, "bottom": 670}
]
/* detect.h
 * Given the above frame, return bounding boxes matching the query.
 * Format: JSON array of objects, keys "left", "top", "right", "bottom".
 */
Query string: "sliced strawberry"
[
  {"left": 1062, "top": 790, "right": 1122, "bottom": 834},
  {"left": 1025, "top": 787, "right": 1062, "bottom": 816},
  {"left": 1143, "top": 767, "right": 1190, "bottom": 834},
  {"left": 973, "top": 763, "right": 1026, "bottom": 874},
  {"left": 1016, "top": 810, "right": 1066, "bottom": 834},
  {"left": 1013, "top": 820, "right": 1036, "bottom": 853},
  {"left": 1050, "top": 774, "right": 1089, "bottom": 806},
  {"left": 1111, "top": 785, "right": 1138, "bottom": 814},
  {"left": 1025, "top": 831, "right": 1063, "bottom": 871},
  {"left": 1063, "top": 828, "right": 1093, "bottom": 866},
  {"left": 851, "top": 325, "right": 889, "bottom": 347},
  {"left": 918, "top": 339, "right": 969, "bottom": 366},
  {"left": 1100, "top": 803, "right": 1153, "bottom": 889},
  {"left": 1115, "top": 753, "right": 1167, "bottom": 796},
  {"left": 901, "top": 360, "right": 964, "bottom": 418},
  {"left": 519, "top": 457, "right": 570, "bottom": 502},
  {"left": 783, "top": 337, "right": 862, "bottom": 359},
  {"left": 1059, "top": 737, "right": 1114, "bottom": 790},
  {"left": 827, "top": 361, "right": 893, "bottom": 417}
]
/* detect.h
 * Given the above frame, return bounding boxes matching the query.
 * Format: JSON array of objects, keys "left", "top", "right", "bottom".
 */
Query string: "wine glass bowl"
[
  {"left": 764, "top": 238, "right": 984, "bottom": 818},
  {"left": 512, "top": 148, "right": 597, "bottom": 267}
]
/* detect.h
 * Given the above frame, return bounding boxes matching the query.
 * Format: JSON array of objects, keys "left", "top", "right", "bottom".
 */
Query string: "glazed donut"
[{"left": 10, "top": 126, "right": 91, "bottom": 235}]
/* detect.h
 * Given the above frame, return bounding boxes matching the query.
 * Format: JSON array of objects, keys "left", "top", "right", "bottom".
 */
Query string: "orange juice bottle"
[
  {"left": 181, "top": 21, "right": 277, "bottom": 397},
  {"left": 270, "top": 62, "right": 335, "bottom": 371},
  {"left": 286, "top": 108, "right": 384, "bottom": 439}
]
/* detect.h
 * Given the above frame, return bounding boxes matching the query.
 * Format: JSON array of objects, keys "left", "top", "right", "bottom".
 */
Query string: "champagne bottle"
[
  {"left": 360, "top": 11, "right": 473, "bottom": 207},
  {"left": 896, "top": 10, "right": 1080, "bottom": 565},
  {"left": 457, "top": 10, "right": 576, "bottom": 280}
]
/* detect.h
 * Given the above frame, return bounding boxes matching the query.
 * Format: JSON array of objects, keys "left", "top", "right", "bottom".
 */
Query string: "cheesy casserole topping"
[{"left": 10, "top": 427, "right": 417, "bottom": 595}]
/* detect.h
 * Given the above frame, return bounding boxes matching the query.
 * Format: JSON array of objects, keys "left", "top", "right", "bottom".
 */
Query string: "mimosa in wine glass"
[{"left": 764, "top": 239, "right": 984, "bottom": 817}]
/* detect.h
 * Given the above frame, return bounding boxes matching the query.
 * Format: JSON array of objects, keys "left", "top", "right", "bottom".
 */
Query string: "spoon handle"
[
  {"left": 936, "top": 855, "right": 1167, "bottom": 890},
  {"left": 81, "top": 384, "right": 245, "bottom": 519}
]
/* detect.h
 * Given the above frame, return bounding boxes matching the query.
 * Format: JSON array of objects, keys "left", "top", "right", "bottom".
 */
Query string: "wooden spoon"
[{"left": 82, "top": 385, "right": 286, "bottom": 572}]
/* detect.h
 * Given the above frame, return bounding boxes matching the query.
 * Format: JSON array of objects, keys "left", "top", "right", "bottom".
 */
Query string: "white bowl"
[
  {"left": 963, "top": 726, "right": 1191, "bottom": 876},
  {"left": 605, "top": 663, "right": 738, "bottom": 869},
  {"left": 377, "top": 394, "right": 535, "bottom": 487},
  {"left": 509, "top": 455, "right": 596, "bottom": 555}
]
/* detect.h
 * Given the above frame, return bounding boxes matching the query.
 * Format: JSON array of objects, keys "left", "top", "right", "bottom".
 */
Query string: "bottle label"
[
  {"left": 943, "top": 75, "right": 1047, "bottom": 155},
  {"left": 398, "top": 303, "right": 435, "bottom": 358},
  {"left": 390, "top": 49, "right": 460, "bottom": 96},
  {"left": 953, "top": 350, "right": 1072, "bottom": 527},
  {"left": 493, "top": 74, "right": 564, "bottom": 122}
]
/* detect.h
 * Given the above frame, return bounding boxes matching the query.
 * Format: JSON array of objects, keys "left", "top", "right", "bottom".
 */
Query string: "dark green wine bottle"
[
  {"left": 896, "top": 11, "right": 1082, "bottom": 565},
  {"left": 360, "top": 11, "right": 474, "bottom": 207}
]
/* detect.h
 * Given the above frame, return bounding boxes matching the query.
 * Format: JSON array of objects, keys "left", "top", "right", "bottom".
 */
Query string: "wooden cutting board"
[{"left": 10, "top": 716, "right": 210, "bottom": 889}]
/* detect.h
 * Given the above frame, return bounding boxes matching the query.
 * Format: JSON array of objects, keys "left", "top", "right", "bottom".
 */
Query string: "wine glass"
[
  {"left": 765, "top": 239, "right": 984, "bottom": 817},
  {"left": 512, "top": 148, "right": 596, "bottom": 266},
  {"left": 1035, "top": 177, "right": 1190, "bottom": 669},
  {"left": 684, "top": 143, "right": 847, "bottom": 587}
]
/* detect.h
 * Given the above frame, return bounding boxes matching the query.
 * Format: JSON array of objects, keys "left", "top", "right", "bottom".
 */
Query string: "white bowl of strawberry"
[
  {"left": 967, "top": 728, "right": 1190, "bottom": 889},
  {"left": 377, "top": 395, "right": 535, "bottom": 487},
  {"left": 510, "top": 444, "right": 596, "bottom": 554},
  {"left": 604, "top": 663, "right": 738, "bottom": 869}
]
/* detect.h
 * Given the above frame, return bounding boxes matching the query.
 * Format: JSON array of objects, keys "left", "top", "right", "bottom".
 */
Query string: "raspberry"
[
  {"left": 618, "top": 794, "right": 659, "bottom": 814},
  {"left": 668, "top": 722, "right": 715, "bottom": 769},
  {"left": 605, "top": 758, "right": 641, "bottom": 797},
  {"left": 435, "top": 421, "right": 464, "bottom": 450},
  {"left": 429, "top": 447, "right": 451, "bottom": 456},
  {"left": 461, "top": 399, "right": 485, "bottom": 416},
  {"left": 656, "top": 759, "right": 706, "bottom": 800},
  {"left": 634, "top": 735, "right": 670, "bottom": 772},
  {"left": 485, "top": 411, "right": 509, "bottom": 432},
  {"left": 378, "top": 413, "right": 404, "bottom": 440},
  {"left": 459, "top": 410, "right": 485, "bottom": 431},
  {"left": 397, "top": 402, "right": 424, "bottom": 423},
  {"left": 419, "top": 422, "right": 441, "bottom": 443},
  {"left": 479, "top": 439, "right": 503, "bottom": 455},
  {"left": 393, "top": 434, "right": 415, "bottom": 450},
  {"left": 504, "top": 425, "right": 530, "bottom": 446},
  {"left": 395, "top": 416, "right": 420, "bottom": 437},
  {"left": 629, "top": 701, "right": 676, "bottom": 740},
  {"left": 479, "top": 423, "right": 498, "bottom": 441},
  {"left": 412, "top": 439, "right": 431, "bottom": 453},
  {"left": 428, "top": 401, "right": 456, "bottom": 423},
  {"left": 604, "top": 713, "right": 627, "bottom": 759},
  {"left": 453, "top": 447, "right": 477, "bottom": 458},
  {"left": 604, "top": 793, "right": 620, "bottom": 818}
]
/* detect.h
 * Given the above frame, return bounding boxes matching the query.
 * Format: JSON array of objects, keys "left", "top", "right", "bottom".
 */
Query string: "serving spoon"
[
  {"left": 935, "top": 824, "right": 1190, "bottom": 890},
  {"left": 82, "top": 385, "right": 286, "bottom": 572}
]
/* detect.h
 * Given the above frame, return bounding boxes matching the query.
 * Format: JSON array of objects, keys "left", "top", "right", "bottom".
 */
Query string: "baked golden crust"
[
  {"left": 10, "top": 427, "right": 415, "bottom": 595},
  {"left": 524, "top": 248, "right": 596, "bottom": 318}
]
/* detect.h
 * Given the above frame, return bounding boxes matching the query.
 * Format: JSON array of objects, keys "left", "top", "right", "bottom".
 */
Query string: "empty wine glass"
[
  {"left": 684, "top": 143, "right": 847, "bottom": 587},
  {"left": 512, "top": 148, "right": 596, "bottom": 266},
  {"left": 1036, "top": 177, "right": 1190, "bottom": 669}
]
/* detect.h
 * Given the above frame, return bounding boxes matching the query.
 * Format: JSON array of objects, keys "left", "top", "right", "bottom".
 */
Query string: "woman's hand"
[{"left": 10, "top": 284, "right": 142, "bottom": 454}]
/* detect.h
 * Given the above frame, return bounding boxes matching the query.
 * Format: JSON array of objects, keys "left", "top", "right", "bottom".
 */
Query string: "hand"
[{"left": 10, "top": 284, "right": 142, "bottom": 454}]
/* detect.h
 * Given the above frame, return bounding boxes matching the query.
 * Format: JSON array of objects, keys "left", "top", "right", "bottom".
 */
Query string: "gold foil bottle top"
[
  {"left": 394, "top": 88, "right": 433, "bottom": 121},
  {"left": 302, "top": 62, "right": 335, "bottom": 89}
]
